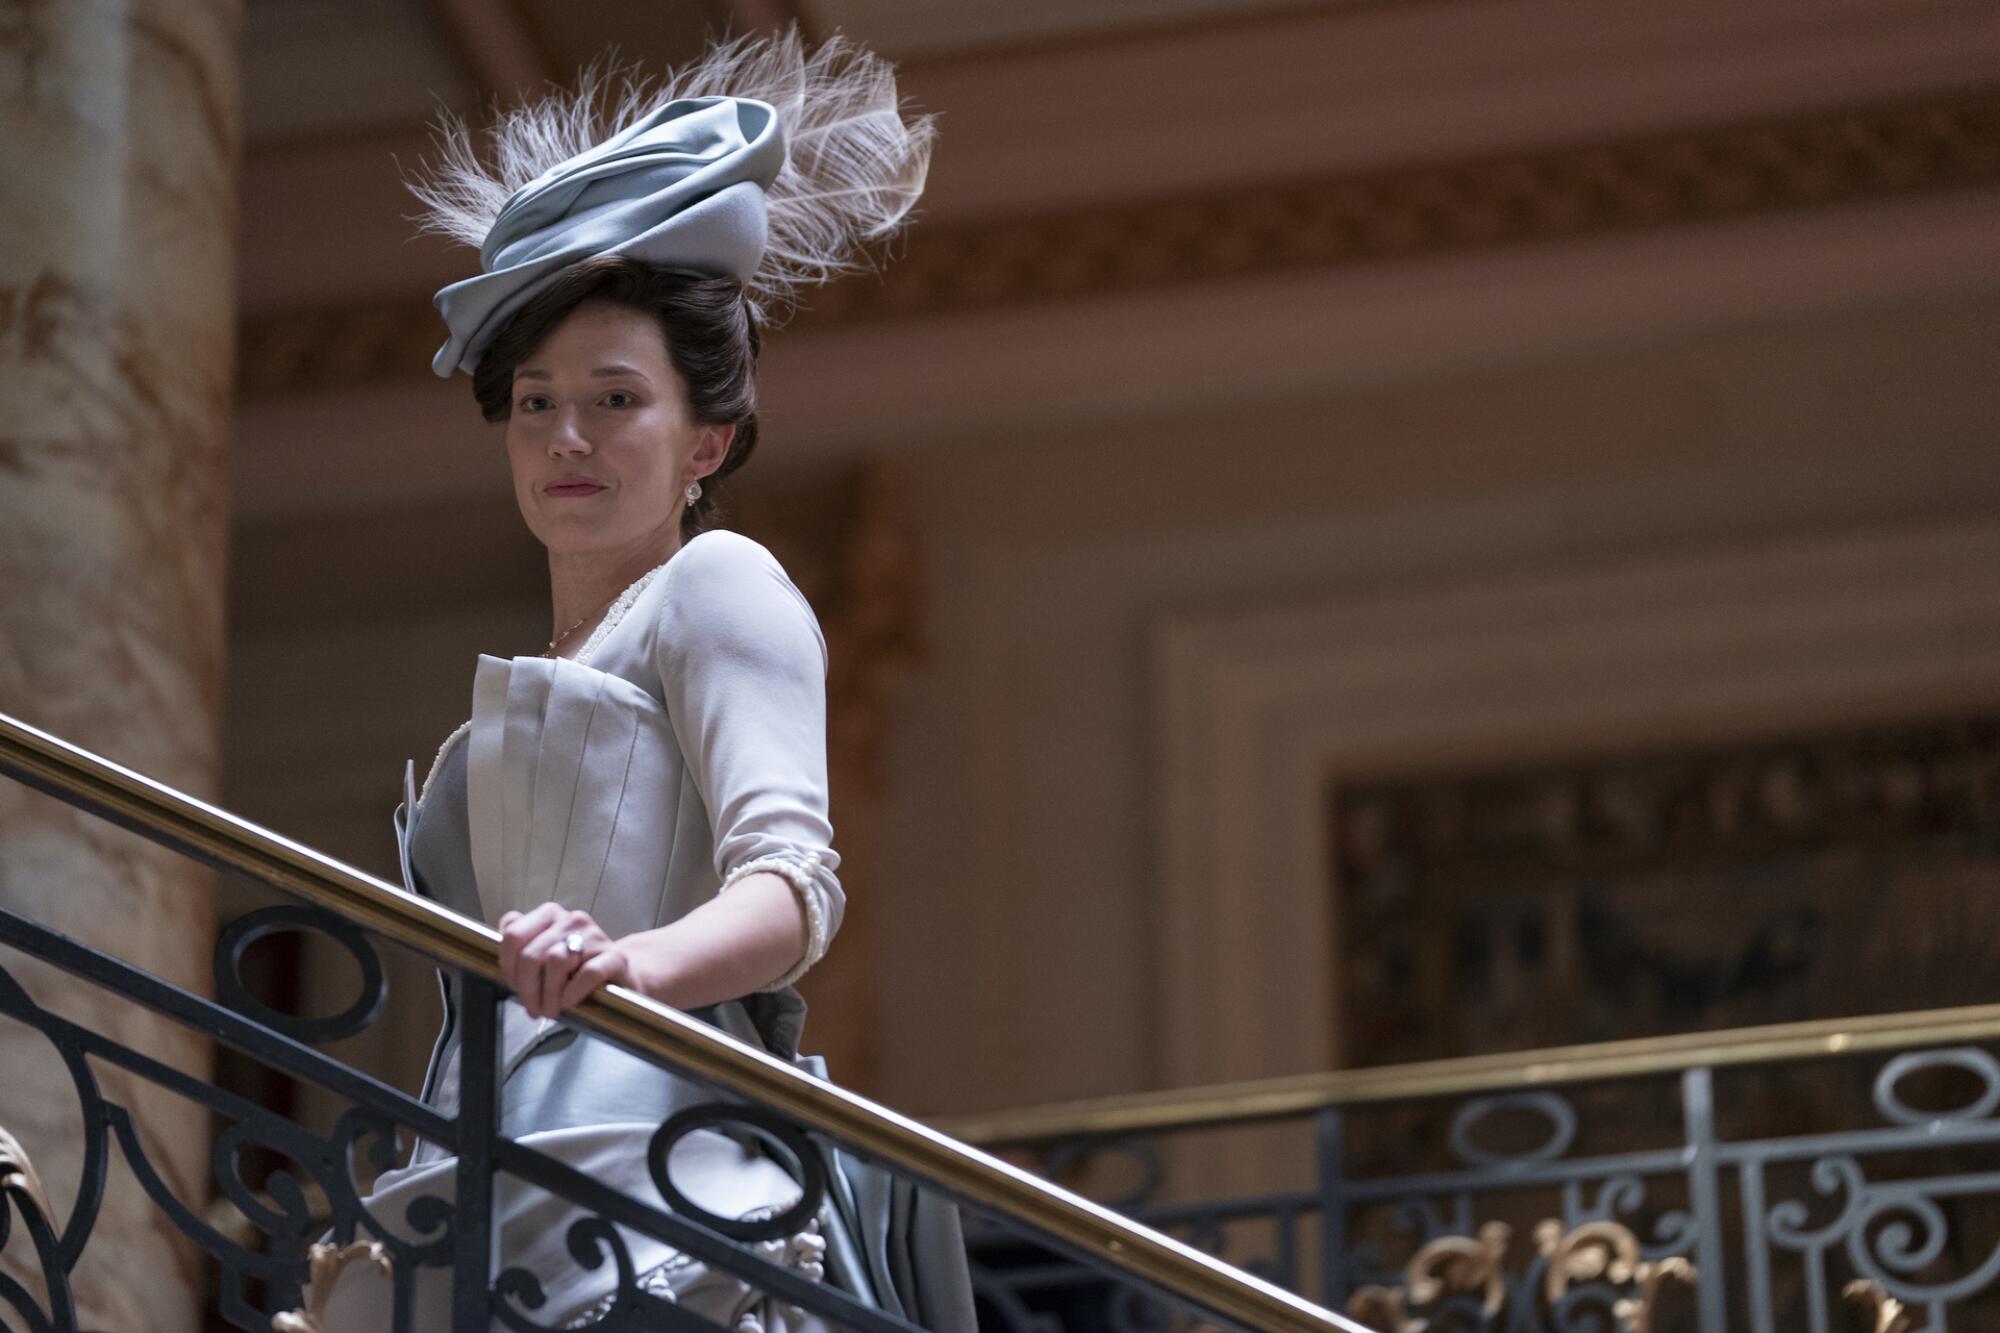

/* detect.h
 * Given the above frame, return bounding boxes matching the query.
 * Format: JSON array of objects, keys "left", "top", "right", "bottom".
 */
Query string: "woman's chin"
[
  {"left": 533, "top": 528, "right": 678, "bottom": 563},
  {"left": 526, "top": 515, "right": 614, "bottom": 550}
]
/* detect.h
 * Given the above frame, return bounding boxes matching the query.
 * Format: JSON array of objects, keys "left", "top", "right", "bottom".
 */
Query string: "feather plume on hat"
[{"left": 406, "top": 28, "right": 935, "bottom": 373}]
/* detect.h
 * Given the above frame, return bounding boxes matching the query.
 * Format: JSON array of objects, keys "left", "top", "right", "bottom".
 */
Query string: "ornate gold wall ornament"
[
  {"left": 270, "top": 1240, "right": 392, "bottom": 1333},
  {"left": 0, "top": 1125, "right": 54, "bottom": 1229},
  {"left": 1536, "top": 1219, "right": 1695, "bottom": 1333},
  {"left": 238, "top": 86, "right": 2000, "bottom": 398},
  {"left": 1844, "top": 1279, "right": 1923, "bottom": 1333}
]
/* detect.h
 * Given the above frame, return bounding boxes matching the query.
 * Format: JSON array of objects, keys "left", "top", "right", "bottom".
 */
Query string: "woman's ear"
[{"left": 692, "top": 422, "right": 734, "bottom": 479}]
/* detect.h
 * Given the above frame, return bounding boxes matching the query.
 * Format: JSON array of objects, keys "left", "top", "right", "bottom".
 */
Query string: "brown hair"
[{"left": 470, "top": 254, "right": 761, "bottom": 538}]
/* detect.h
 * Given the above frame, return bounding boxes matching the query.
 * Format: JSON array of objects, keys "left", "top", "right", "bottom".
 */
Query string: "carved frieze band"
[
  {"left": 239, "top": 85, "right": 2000, "bottom": 397},
  {"left": 1336, "top": 713, "right": 2000, "bottom": 884}
]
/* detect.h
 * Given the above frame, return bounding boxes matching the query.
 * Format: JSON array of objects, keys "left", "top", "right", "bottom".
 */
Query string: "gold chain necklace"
[{"left": 545, "top": 589, "right": 623, "bottom": 658}]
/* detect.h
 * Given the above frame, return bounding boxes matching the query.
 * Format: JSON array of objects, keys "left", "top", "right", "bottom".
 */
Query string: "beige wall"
[
  {"left": 216, "top": 0, "right": 2000, "bottom": 1128},
  {"left": 867, "top": 287, "right": 2000, "bottom": 1116},
  {"left": 225, "top": 284, "right": 2000, "bottom": 1122}
]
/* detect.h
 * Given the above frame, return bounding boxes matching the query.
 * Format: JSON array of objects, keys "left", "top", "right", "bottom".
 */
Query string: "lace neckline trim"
[{"left": 571, "top": 556, "right": 671, "bottom": 667}]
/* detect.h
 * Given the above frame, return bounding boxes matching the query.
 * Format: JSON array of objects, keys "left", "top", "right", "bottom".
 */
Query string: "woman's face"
[{"left": 503, "top": 300, "right": 731, "bottom": 558}]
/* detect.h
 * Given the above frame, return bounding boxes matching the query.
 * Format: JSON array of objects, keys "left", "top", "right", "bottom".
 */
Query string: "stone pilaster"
[{"left": 0, "top": 2, "right": 239, "bottom": 1328}]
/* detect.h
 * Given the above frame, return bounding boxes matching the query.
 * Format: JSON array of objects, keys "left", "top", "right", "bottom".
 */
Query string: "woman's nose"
[{"left": 547, "top": 409, "right": 591, "bottom": 455}]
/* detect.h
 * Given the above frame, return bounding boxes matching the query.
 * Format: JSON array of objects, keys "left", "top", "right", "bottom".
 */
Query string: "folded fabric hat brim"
[
  {"left": 433, "top": 96, "right": 787, "bottom": 378},
  {"left": 432, "top": 181, "right": 772, "bottom": 377}
]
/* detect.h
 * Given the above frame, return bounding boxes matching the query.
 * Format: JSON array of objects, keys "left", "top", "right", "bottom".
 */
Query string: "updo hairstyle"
[{"left": 470, "top": 253, "right": 761, "bottom": 538}]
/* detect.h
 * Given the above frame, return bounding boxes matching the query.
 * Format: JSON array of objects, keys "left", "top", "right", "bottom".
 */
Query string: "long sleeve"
[{"left": 654, "top": 532, "right": 845, "bottom": 989}]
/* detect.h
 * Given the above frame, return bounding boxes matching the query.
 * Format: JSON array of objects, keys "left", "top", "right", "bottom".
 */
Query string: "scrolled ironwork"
[
  {"left": 645, "top": 1102, "right": 827, "bottom": 1244},
  {"left": 1039, "top": 1135, "right": 1165, "bottom": 1212},
  {"left": 1764, "top": 1150, "right": 2000, "bottom": 1314},
  {"left": 493, "top": 1216, "right": 652, "bottom": 1333},
  {"left": 1871, "top": 1047, "right": 2000, "bottom": 1127},
  {"left": 213, "top": 903, "right": 388, "bottom": 1045},
  {"left": 958, "top": 1028, "right": 2000, "bottom": 1330},
  {"left": 0, "top": 907, "right": 911, "bottom": 1332},
  {"left": 1447, "top": 1092, "right": 1579, "bottom": 1169}
]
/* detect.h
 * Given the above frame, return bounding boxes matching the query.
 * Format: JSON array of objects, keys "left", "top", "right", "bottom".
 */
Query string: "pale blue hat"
[
  {"left": 429, "top": 95, "right": 787, "bottom": 378},
  {"left": 413, "top": 31, "right": 935, "bottom": 379}
]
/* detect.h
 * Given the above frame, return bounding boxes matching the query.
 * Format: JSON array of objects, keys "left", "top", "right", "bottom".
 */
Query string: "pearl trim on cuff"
[{"left": 720, "top": 853, "right": 829, "bottom": 991}]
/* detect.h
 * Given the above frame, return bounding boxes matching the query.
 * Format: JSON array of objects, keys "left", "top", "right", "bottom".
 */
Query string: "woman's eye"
[
  {"left": 603, "top": 391, "right": 635, "bottom": 409},
  {"left": 518, "top": 394, "right": 551, "bottom": 412}
]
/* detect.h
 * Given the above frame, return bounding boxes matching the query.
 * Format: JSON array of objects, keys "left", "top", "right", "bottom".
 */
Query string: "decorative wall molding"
[
  {"left": 1150, "top": 520, "right": 2000, "bottom": 1117},
  {"left": 237, "top": 84, "right": 2000, "bottom": 398},
  {"left": 1329, "top": 706, "right": 2000, "bottom": 1069}
]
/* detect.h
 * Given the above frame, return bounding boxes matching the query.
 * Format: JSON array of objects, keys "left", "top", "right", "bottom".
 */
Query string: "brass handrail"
[
  {"left": 936, "top": 1002, "right": 2000, "bottom": 1146},
  {"left": 0, "top": 710, "right": 1356, "bottom": 1333}
]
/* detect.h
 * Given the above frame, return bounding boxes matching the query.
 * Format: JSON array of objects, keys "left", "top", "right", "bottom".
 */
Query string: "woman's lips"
[{"left": 545, "top": 481, "right": 606, "bottom": 497}]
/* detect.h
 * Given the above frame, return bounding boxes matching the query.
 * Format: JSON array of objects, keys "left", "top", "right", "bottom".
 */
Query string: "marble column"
[{"left": 0, "top": 2, "right": 239, "bottom": 1329}]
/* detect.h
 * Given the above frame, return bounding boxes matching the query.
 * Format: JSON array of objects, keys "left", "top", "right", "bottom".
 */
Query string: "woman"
[{"left": 314, "top": 30, "right": 970, "bottom": 1331}]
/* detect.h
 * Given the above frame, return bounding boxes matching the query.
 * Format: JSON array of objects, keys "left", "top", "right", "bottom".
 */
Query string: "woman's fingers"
[
  {"left": 523, "top": 916, "right": 575, "bottom": 1018},
  {"left": 554, "top": 947, "right": 629, "bottom": 1016},
  {"left": 498, "top": 903, "right": 561, "bottom": 1004},
  {"left": 510, "top": 906, "right": 609, "bottom": 1018}
]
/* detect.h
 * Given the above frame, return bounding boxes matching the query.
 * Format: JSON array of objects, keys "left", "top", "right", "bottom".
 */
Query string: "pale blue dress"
[{"left": 313, "top": 532, "right": 970, "bottom": 1330}]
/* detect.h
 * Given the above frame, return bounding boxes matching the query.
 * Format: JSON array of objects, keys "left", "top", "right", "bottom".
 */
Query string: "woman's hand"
[
  {"left": 497, "top": 875, "right": 808, "bottom": 1016},
  {"left": 497, "top": 903, "right": 638, "bottom": 1019}
]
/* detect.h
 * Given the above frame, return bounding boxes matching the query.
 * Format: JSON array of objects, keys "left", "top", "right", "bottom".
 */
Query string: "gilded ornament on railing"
[
  {"left": 1408, "top": 1220, "right": 1510, "bottom": 1317},
  {"left": 1536, "top": 1218, "right": 1695, "bottom": 1333},
  {"left": 1347, "top": 1218, "right": 1694, "bottom": 1333},
  {"left": 0, "top": 1125, "right": 54, "bottom": 1230},
  {"left": 270, "top": 1241, "right": 392, "bottom": 1333},
  {"left": 1347, "top": 1221, "right": 1510, "bottom": 1331},
  {"left": 1845, "top": 1279, "right": 1922, "bottom": 1333},
  {"left": 1343, "top": 1283, "right": 1413, "bottom": 1333}
]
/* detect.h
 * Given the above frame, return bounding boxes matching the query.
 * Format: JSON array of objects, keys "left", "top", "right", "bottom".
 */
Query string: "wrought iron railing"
[
  {"left": 937, "top": 1008, "right": 2000, "bottom": 1332},
  {"left": 0, "top": 710, "right": 1356, "bottom": 1333}
]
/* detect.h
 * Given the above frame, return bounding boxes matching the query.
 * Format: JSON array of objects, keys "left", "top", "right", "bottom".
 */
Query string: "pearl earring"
[{"left": 684, "top": 480, "right": 703, "bottom": 505}]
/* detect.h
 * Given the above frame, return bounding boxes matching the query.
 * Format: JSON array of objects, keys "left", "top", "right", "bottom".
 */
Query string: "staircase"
[{"left": 0, "top": 711, "right": 1357, "bottom": 1333}]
